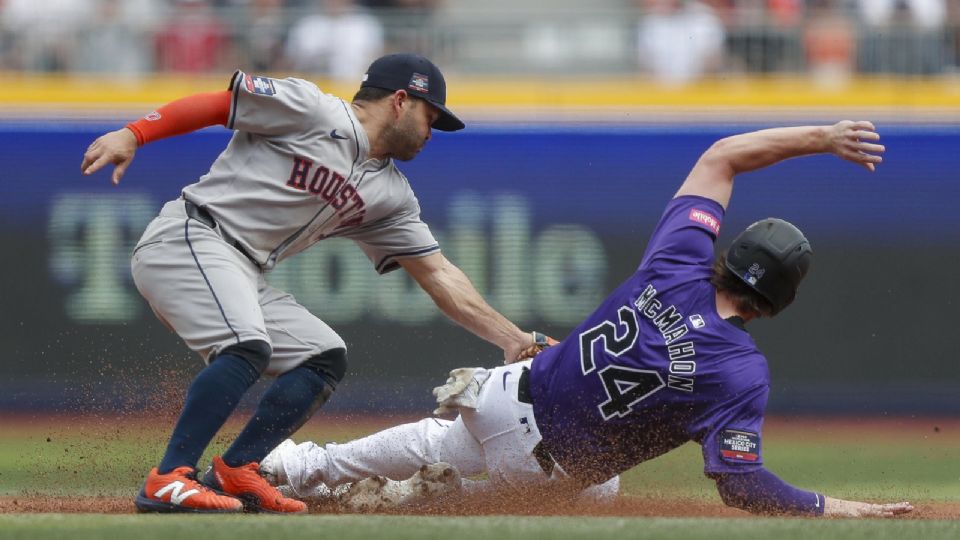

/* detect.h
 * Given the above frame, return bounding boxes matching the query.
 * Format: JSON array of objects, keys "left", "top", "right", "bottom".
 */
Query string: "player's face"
[{"left": 386, "top": 98, "right": 437, "bottom": 162}]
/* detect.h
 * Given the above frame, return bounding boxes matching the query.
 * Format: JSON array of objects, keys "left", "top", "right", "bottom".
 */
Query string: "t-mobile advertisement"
[{"left": 1, "top": 123, "right": 956, "bottom": 414}]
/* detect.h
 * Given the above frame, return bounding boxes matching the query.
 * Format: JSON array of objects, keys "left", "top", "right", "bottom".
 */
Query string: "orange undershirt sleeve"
[{"left": 126, "top": 90, "right": 232, "bottom": 146}]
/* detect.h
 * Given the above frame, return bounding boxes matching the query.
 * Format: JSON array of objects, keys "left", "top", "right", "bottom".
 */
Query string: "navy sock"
[
  {"left": 157, "top": 354, "right": 262, "bottom": 474},
  {"left": 222, "top": 366, "right": 332, "bottom": 467}
]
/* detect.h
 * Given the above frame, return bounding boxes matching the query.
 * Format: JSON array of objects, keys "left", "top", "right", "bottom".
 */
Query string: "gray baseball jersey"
[
  {"left": 132, "top": 71, "right": 440, "bottom": 374},
  {"left": 183, "top": 71, "right": 439, "bottom": 273}
]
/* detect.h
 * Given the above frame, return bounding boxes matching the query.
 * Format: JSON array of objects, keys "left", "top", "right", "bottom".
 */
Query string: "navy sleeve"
[{"left": 713, "top": 468, "right": 825, "bottom": 516}]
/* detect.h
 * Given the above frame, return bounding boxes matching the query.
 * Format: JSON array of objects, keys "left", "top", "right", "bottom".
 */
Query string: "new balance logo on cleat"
[{"left": 153, "top": 481, "right": 199, "bottom": 505}]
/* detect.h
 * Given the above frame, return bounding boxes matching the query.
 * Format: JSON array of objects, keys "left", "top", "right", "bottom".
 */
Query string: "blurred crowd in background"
[{"left": 0, "top": 0, "right": 958, "bottom": 85}]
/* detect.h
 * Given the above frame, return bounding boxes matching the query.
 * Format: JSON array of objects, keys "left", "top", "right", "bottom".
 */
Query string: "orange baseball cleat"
[
  {"left": 203, "top": 455, "right": 307, "bottom": 514},
  {"left": 135, "top": 466, "right": 243, "bottom": 513}
]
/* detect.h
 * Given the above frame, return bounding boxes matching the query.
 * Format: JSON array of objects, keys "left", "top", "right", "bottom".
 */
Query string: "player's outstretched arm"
[
  {"left": 80, "top": 91, "right": 232, "bottom": 185},
  {"left": 675, "top": 121, "right": 884, "bottom": 209},
  {"left": 714, "top": 468, "right": 912, "bottom": 518},
  {"left": 823, "top": 496, "right": 914, "bottom": 518},
  {"left": 400, "top": 253, "right": 535, "bottom": 363}
]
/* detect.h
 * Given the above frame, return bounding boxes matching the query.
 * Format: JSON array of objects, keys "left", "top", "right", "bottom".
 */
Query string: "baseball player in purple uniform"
[
  {"left": 262, "top": 121, "right": 913, "bottom": 517},
  {"left": 79, "top": 54, "right": 541, "bottom": 514}
]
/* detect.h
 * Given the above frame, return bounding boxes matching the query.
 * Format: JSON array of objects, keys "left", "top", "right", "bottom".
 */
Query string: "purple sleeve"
[
  {"left": 714, "top": 468, "right": 825, "bottom": 516},
  {"left": 700, "top": 384, "right": 769, "bottom": 475},
  {"left": 639, "top": 195, "right": 725, "bottom": 272}
]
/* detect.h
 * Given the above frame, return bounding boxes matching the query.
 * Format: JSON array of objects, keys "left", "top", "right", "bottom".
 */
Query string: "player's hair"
[
  {"left": 352, "top": 86, "right": 396, "bottom": 103},
  {"left": 710, "top": 255, "right": 774, "bottom": 318},
  {"left": 353, "top": 86, "right": 431, "bottom": 108}
]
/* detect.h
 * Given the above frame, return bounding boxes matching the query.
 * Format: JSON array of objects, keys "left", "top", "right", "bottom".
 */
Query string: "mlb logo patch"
[
  {"left": 689, "top": 314, "right": 705, "bottom": 328},
  {"left": 408, "top": 72, "right": 429, "bottom": 93},
  {"left": 719, "top": 429, "right": 760, "bottom": 463},
  {"left": 244, "top": 74, "right": 276, "bottom": 96},
  {"left": 689, "top": 208, "right": 721, "bottom": 235}
]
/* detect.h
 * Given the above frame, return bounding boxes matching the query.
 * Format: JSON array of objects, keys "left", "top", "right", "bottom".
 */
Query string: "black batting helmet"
[{"left": 724, "top": 218, "right": 812, "bottom": 316}]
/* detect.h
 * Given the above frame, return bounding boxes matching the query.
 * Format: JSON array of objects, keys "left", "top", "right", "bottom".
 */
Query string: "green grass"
[
  {"left": 1, "top": 514, "right": 959, "bottom": 540},
  {"left": 1, "top": 415, "right": 957, "bottom": 539},
  {"left": 1, "top": 416, "right": 956, "bottom": 501}
]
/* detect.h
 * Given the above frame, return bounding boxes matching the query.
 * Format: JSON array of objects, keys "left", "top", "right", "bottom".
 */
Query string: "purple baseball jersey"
[{"left": 529, "top": 195, "right": 770, "bottom": 483}]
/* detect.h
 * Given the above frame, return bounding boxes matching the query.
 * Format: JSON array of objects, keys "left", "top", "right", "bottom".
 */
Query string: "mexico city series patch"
[
  {"left": 244, "top": 74, "right": 277, "bottom": 96},
  {"left": 719, "top": 428, "right": 760, "bottom": 462}
]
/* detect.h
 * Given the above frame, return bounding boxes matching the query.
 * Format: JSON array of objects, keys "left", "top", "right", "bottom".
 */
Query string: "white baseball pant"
[{"left": 271, "top": 360, "right": 619, "bottom": 501}]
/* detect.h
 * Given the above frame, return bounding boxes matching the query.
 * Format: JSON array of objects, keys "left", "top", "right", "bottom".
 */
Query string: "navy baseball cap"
[{"left": 361, "top": 53, "right": 465, "bottom": 132}]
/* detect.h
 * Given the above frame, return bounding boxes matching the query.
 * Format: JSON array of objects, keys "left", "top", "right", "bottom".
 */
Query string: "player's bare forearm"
[
  {"left": 711, "top": 126, "right": 835, "bottom": 175},
  {"left": 676, "top": 121, "right": 884, "bottom": 209},
  {"left": 400, "top": 253, "right": 531, "bottom": 362}
]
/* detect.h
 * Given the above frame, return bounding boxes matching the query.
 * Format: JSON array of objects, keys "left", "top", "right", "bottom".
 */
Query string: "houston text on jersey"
[{"left": 286, "top": 156, "right": 366, "bottom": 227}]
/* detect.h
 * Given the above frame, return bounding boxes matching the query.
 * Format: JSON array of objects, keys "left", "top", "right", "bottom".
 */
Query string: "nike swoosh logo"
[
  {"left": 330, "top": 129, "right": 349, "bottom": 140},
  {"left": 502, "top": 371, "right": 511, "bottom": 390}
]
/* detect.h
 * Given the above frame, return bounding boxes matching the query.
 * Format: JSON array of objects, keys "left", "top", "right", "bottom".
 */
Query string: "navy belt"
[
  {"left": 184, "top": 199, "right": 259, "bottom": 266},
  {"left": 517, "top": 366, "right": 533, "bottom": 405},
  {"left": 184, "top": 199, "right": 216, "bottom": 229}
]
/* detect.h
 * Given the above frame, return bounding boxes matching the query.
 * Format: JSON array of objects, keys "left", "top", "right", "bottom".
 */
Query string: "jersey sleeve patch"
[
  {"left": 719, "top": 428, "right": 760, "bottom": 462},
  {"left": 688, "top": 208, "right": 721, "bottom": 236},
  {"left": 244, "top": 74, "right": 277, "bottom": 96}
]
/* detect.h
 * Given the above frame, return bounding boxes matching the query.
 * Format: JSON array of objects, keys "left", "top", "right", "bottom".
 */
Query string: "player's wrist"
[
  {"left": 811, "top": 125, "right": 831, "bottom": 155},
  {"left": 123, "top": 125, "right": 145, "bottom": 147}
]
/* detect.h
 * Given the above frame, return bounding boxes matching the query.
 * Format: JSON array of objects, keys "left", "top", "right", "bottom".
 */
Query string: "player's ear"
[{"left": 391, "top": 90, "right": 410, "bottom": 117}]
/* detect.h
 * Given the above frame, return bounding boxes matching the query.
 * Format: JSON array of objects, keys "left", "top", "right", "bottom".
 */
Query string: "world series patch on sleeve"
[
  {"left": 244, "top": 74, "right": 277, "bottom": 96},
  {"left": 719, "top": 428, "right": 760, "bottom": 462}
]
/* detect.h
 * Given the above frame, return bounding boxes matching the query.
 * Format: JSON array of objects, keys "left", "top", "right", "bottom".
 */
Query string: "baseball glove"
[
  {"left": 433, "top": 367, "right": 490, "bottom": 415},
  {"left": 515, "top": 331, "right": 559, "bottom": 361}
]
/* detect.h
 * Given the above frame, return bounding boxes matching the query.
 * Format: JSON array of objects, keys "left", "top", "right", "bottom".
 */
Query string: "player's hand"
[
  {"left": 823, "top": 496, "right": 913, "bottom": 518},
  {"left": 81, "top": 128, "right": 139, "bottom": 185},
  {"left": 503, "top": 332, "right": 534, "bottom": 364},
  {"left": 826, "top": 120, "right": 884, "bottom": 172},
  {"left": 508, "top": 331, "right": 559, "bottom": 364}
]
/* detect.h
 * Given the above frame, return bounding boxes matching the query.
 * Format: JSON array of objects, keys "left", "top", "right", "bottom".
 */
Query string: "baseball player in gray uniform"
[{"left": 80, "top": 53, "right": 540, "bottom": 514}]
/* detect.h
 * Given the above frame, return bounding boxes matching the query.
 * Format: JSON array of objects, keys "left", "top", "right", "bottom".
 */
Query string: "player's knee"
[
  {"left": 219, "top": 339, "right": 272, "bottom": 375},
  {"left": 300, "top": 347, "right": 347, "bottom": 388}
]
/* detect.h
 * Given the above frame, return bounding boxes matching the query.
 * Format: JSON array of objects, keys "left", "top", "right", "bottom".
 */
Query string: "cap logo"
[
  {"left": 362, "top": 73, "right": 369, "bottom": 82},
  {"left": 408, "top": 72, "right": 429, "bottom": 93},
  {"left": 743, "top": 263, "right": 766, "bottom": 285}
]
